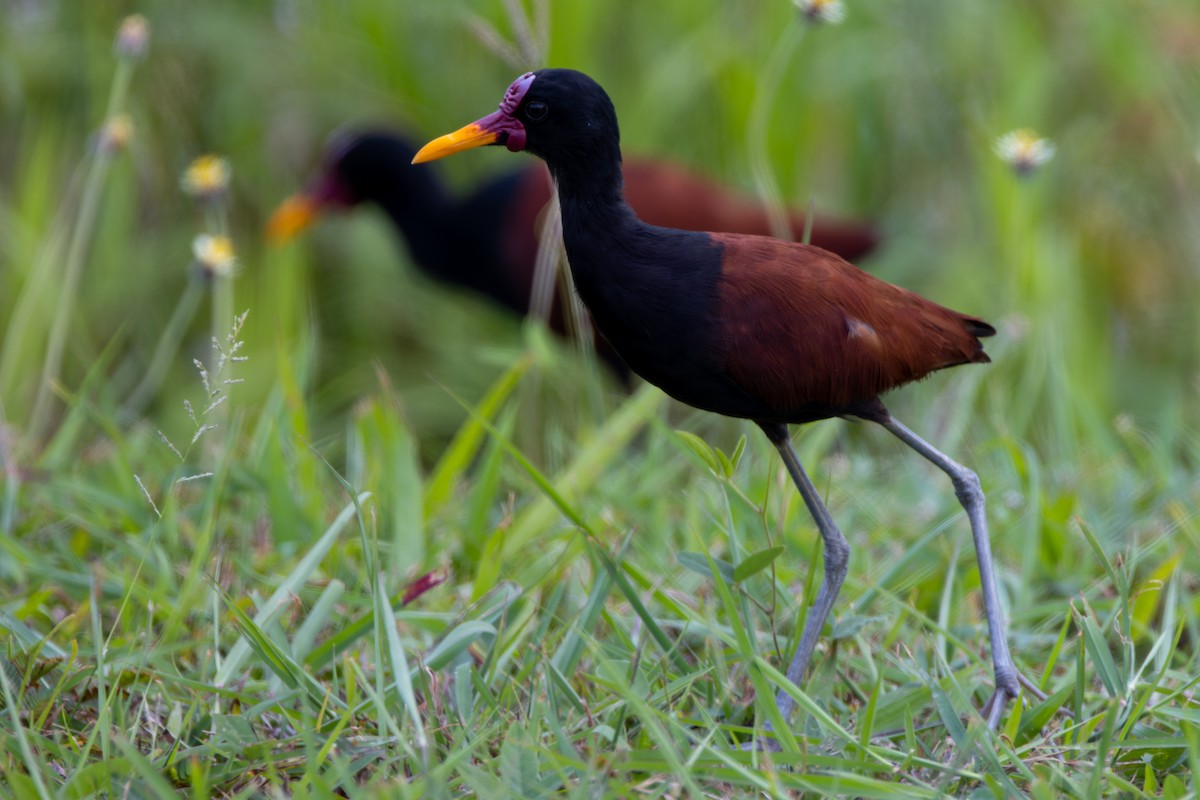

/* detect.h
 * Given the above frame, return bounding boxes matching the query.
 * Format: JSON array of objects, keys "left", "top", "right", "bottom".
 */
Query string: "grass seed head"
[
  {"left": 98, "top": 114, "right": 134, "bottom": 154},
  {"left": 115, "top": 14, "right": 150, "bottom": 60}
]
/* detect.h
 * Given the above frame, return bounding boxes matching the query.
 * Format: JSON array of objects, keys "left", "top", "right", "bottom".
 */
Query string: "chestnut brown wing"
[{"left": 712, "top": 233, "right": 992, "bottom": 416}]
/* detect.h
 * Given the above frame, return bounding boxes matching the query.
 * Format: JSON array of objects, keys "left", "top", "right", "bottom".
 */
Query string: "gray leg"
[
  {"left": 758, "top": 425, "right": 851, "bottom": 726},
  {"left": 880, "top": 416, "right": 1044, "bottom": 726}
]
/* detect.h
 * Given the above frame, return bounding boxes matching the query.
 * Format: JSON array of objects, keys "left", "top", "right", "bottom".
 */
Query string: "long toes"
[
  {"left": 1015, "top": 671, "right": 1076, "bottom": 720},
  {"left": 983, "top": 688, "right": 1012, "bottom": 730},
  {"left": 1017, "top": 671, "right": 1048, "bottom": 702},
  {"left": 741, "top": 719, "right": 785, "bottom": 752},
  {"left": 740, "top": 737, "right": 783, "bottom": 753}
]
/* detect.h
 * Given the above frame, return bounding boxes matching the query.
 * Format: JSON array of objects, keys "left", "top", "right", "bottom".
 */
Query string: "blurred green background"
[
  {"left": 4, "top": 0, "right": 1197, "bottom": 457},
  {"left": 2, "top": 0, "right": 1199, "bottom": 793}
]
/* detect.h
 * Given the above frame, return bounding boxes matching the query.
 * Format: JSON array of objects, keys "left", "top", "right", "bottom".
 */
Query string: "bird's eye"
[{"left": 525, "top": 101, "right": 549, "bottom": 121}]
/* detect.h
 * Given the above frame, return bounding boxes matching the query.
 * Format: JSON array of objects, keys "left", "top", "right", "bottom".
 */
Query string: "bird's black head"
[
  {"left": 267, "top": 129, "right": 435, "bottom": 241},
  {"left": 326, "top": 130, "right": 423, "bottom": 205},
  {"left": 507, "top": 69, "right": 621, "bottom": 166},
  {"left": 412, "top": 69, "right": 622, "bottom": 175}
]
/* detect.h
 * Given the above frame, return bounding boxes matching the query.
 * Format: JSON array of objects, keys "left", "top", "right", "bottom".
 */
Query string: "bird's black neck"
[
  {"left": 548, "top": 147, "right": 626, "bottom": 214},
  {"left": 546, "top": 141, "right": 719, "bottom": 355},
  {"left": 527, "top": 76, "right": 643, "bottom": 260},
  {"left": 545, "top": 140, "right": 729, "bottom": 415},
  {"left": 548, "top": 144, "right": 645, "bottom": 261}
]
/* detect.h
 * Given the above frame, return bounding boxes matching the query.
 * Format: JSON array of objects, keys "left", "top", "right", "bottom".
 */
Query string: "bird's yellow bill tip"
[
  {"left": 266, "top": 194, "right": 320, "bottom": 242},
  {"left": 412, "top": 122, "right": 499, "bottom": 164}
]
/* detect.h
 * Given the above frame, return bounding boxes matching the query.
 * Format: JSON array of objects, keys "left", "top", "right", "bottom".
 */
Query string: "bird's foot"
[
  {"left": 739, "top": 736, "right": 783, "bottom": 753},
  {"left": 738, "top": 719, "right": 785, "bottom": 752},
  {"left": 980, "top": 668, "right": 1049, "bottom": 730},
  {"left": 980, "top": 686, "right": 1018, "bottom": 730}
]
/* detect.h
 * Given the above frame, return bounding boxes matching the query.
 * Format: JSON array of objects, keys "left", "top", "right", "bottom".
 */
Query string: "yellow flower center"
[
  {"left": 101, "top": 114, "right": 134, "bottom": 152},
  {"left": 193, "top": 234, "right": 236, "bottom": 276},
  {"left": 182, "top": 155, "right": 231, "bottom": 197}
]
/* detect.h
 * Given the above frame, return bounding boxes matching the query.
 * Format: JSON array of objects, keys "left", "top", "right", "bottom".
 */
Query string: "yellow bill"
[
  {"left": 266, "top": 194, "right": 321, "bottom": 242},
  {"left": 411, "top": 122, "right": 502, "bottom": 164}
]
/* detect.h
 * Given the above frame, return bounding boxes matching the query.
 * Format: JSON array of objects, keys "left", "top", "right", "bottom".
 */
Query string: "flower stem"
[
  {"left": 122, "top": 275, "right": 207, "bottom": 418},
  {"left": 206, "top": 207, "right": 233, "bottom": 423},
  {"left": 30, "top": 58, "right": 136, "bottom": 442},
  {"left": 747, "top": 21, "right": 807, "bottom": 241}
]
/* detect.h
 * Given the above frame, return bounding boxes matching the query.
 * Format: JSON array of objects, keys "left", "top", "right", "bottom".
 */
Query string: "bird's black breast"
[{"left": 562, "top": 222, "right": 769, "bottom": 418}]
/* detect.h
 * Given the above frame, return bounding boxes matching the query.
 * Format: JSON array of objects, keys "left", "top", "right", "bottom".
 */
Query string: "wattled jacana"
[
  {"left": 413, "top": 69, "right": 1044, "bottom": 739},
  {"left": 268, "top": 129, "right": 879, "bottom": 379}
]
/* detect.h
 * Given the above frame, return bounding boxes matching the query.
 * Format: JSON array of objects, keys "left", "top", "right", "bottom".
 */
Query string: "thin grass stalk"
[
  {"left": 0, "top": 201, "right": 71, "bottom": 407},
  {"left": 88, "top": 571, "right": 112, "bottom": 770},
  {"left": 122, "top": 275, "right": 206, "bottom": 418},
  {"left": 206, "top": 206, "right": 234, "bottom": 398},
  {"left": 30, "top": 55, "right": 138, "bottom": 442},
  {"left": 0, "top": 418, "right": 16, "bottom": 536},
  {"left": 0, "top": 647, "right": 51, "bottom": 799},
  {"left": 717, "top": 480, "right": 756, "bottom": 657},
  {"left": 206, "top": 206, "right": 234, "bottom": 428},
  {"left": 747, "top": 21, "right": 806, "bottom": 241}
]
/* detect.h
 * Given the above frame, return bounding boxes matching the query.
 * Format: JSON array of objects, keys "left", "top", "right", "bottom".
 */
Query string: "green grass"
[{"left": 2, "top": 0, "right": 1199, "bottom": 796}]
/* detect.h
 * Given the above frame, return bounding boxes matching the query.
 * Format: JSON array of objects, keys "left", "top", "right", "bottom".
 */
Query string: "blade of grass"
[
  {"left": 550, "top": 556, "right": 613, "bottom": 676},
  {"left": 705, "top": 547, "right": 798, "bottom": 753},
  {"left": 442, "top": 377, "right": 689, "bottom": 673},
  {"left": 0, "top": 640, "right": 51, "bottom": 799},
  {"left": 30, "top": 43, "right": 140, "bottom": 441},
  {"left": 377, "top": 572, "right": 429, "bottom": 763},
  {"left": 290, "top": 579, "right": 345, "bottom": 662},
  {"left": 216, "top": 492, "right": 370, "bottom": 684},
  {"left": 1077, "top": 607, "right": 1124, "bottom": 699},
  {"left": 424, "top": 355, "right": 530, "bottom": 516},
  {"left": 221, "top": 584, "right": 345, "bottom": 710}
]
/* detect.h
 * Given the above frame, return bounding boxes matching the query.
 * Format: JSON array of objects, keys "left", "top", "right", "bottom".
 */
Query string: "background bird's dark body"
[{"left": 327, "top": 134, "right": 535, "bottom": 315}]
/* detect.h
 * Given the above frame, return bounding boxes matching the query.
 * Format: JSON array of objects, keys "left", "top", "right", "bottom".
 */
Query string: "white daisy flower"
[
  {"left": 796, "top": 0, "right": 847, "bottom": 25},
  {"left": 192, "top": 234, "right": 237, "bottom": 278},
  {"left": 994, "top": 129, "right": 1056, "bottom": 176}
]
